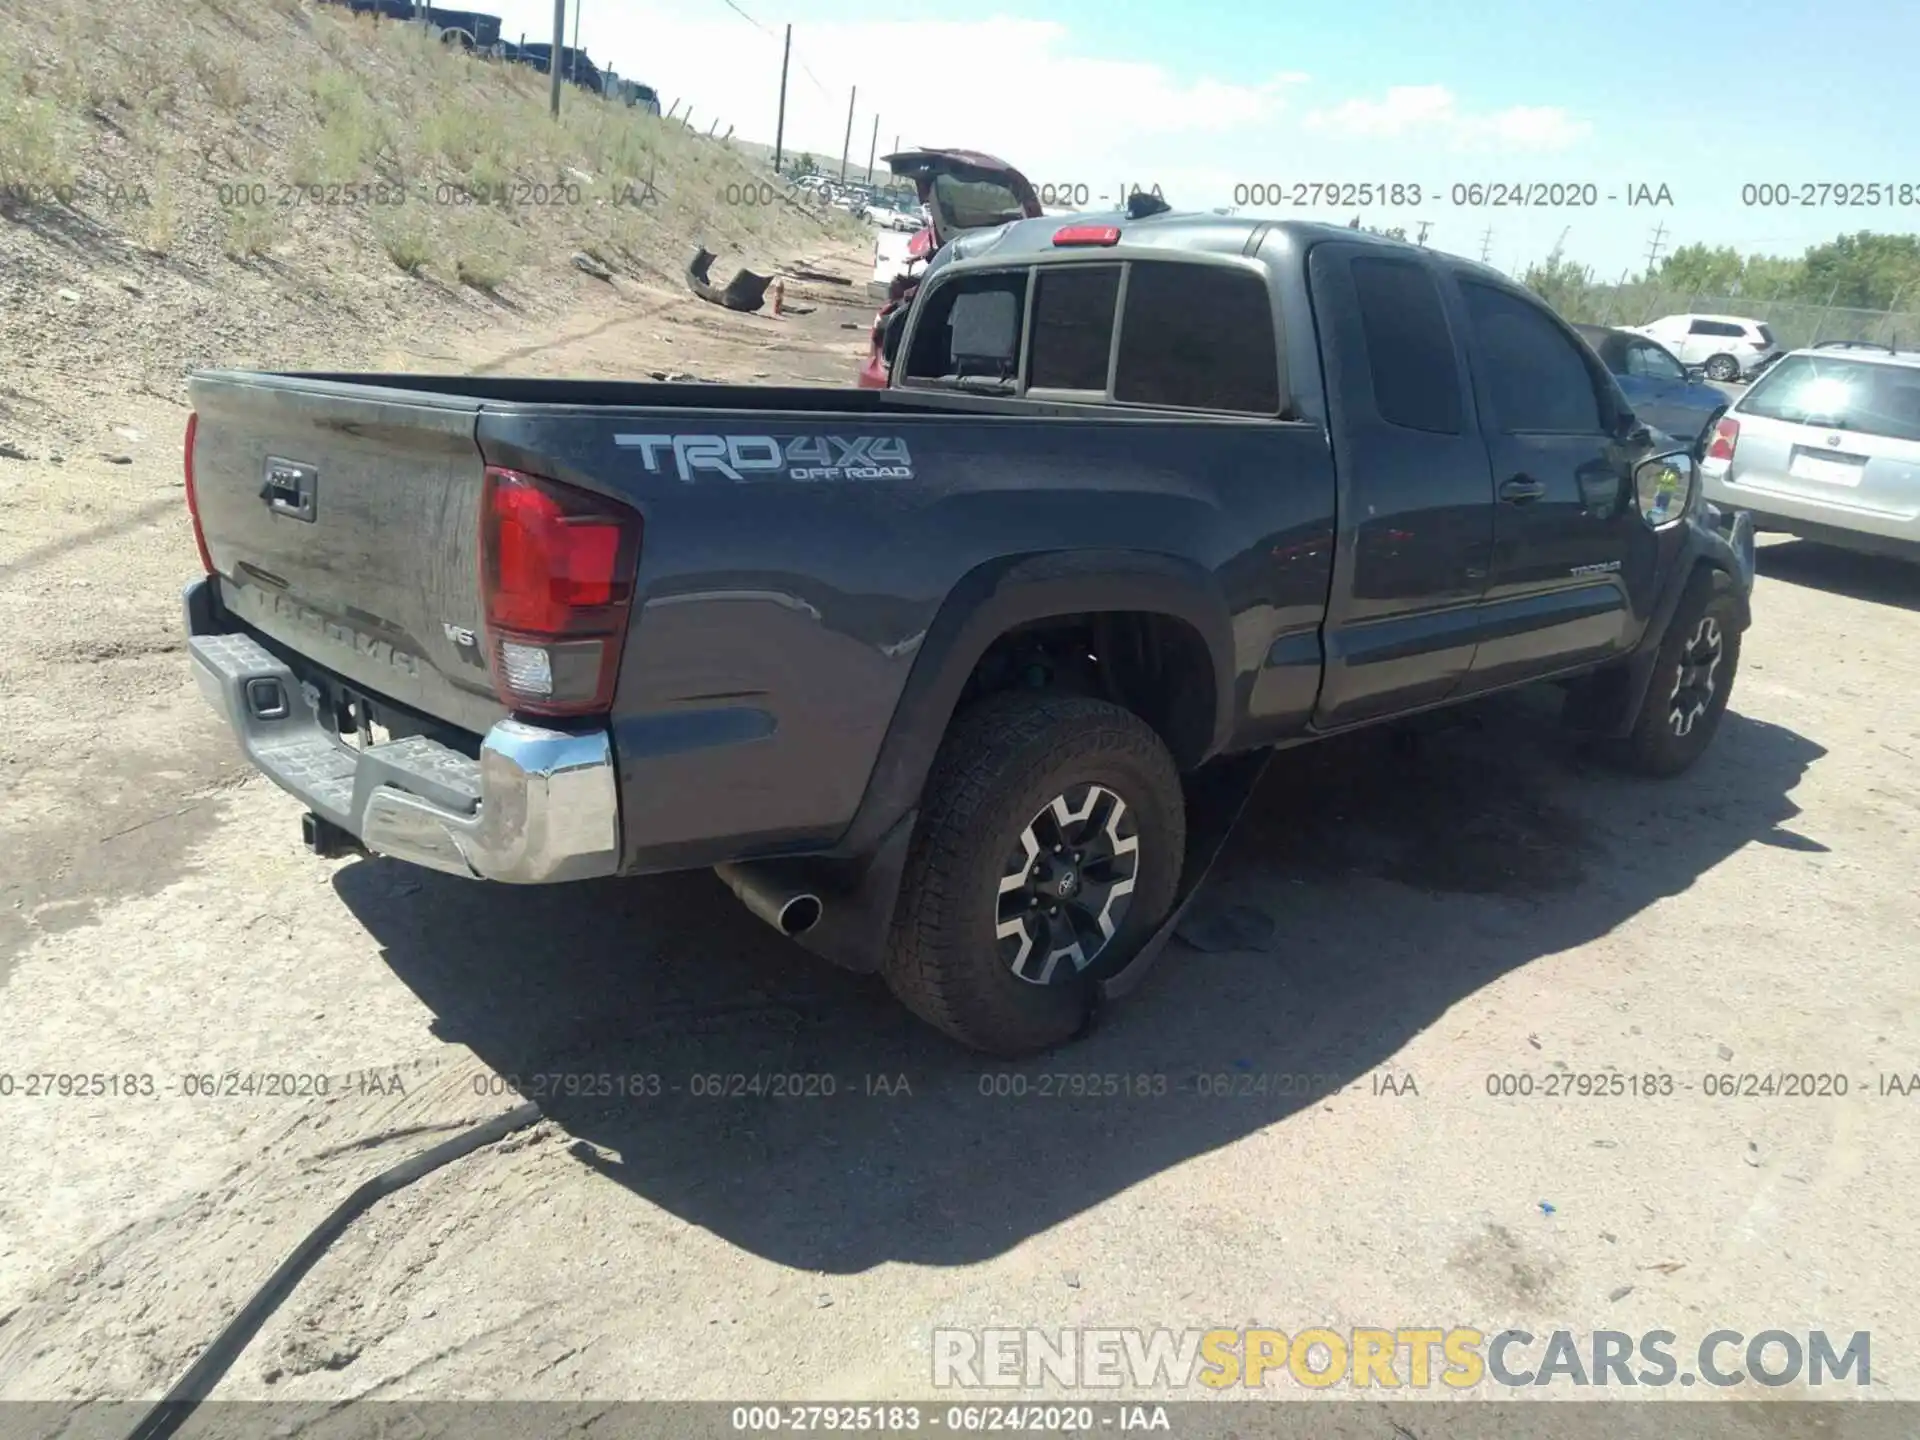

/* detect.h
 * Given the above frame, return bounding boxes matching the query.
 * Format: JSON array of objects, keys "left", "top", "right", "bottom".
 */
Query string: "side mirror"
[
  {"left": 1633, "top": 452, "right": 1696, "bottom": 530},
  {"left": 1611, "top": 407, "right": 1643, "bottom": 441},
  {"left": 1685, "top": 365, "right": 1708, "bottom": 382}
]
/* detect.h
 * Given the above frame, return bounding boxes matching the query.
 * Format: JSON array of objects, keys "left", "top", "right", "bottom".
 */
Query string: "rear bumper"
[
  {"left": 184, "top": 579, "right": 620, "bottom": 883},
  {"left": 1702, "top": 468, "right": 1920, "bottom": 550}
]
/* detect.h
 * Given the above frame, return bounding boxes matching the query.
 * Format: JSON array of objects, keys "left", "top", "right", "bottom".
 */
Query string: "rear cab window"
[
  {"left": 902, "top": 255, "right": 1283, "bottom": 415},
  {"left": 1349, "top": 256, "right": 1462, "bottom": 433},
  {"left": 1740, "top": 355, "right": 1920, "bottom": 442}
]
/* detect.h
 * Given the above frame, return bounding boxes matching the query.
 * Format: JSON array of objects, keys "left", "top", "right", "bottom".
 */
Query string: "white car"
[
  {"left": 1627, "top": 314, "right": 1780, "bottom": 382},
  {"left": 1700, "top": 347, "right": 1920, "bottom": 562}
]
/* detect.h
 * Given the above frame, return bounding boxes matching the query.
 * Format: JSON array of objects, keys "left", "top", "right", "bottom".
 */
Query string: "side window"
[
  {"left": 1114, "top": 261, "right": 1281, "bottom": 414},
  {"left": 903, "top": 270, "right": 1028, "bottom": 384},
  {"left": 1629, "top": 343, "right": 1685, "bottom": 381},
  {"left": 1350, "top": 256, "right": 1462, "bottom": 433},
  {"left": 1027, "top": 265, "right": 1121, "bottom": 392},
  {"left": 1459, "top": 280, "right": 1605, "bottom": 434},
  {"left": 1688, "top": 319, "right": 1715, "bottom": 336}
]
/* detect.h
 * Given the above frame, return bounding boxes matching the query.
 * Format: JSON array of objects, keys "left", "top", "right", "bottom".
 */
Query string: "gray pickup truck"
[{"left": 181, "top": 216, "right": 1756, "bottom": 1055}]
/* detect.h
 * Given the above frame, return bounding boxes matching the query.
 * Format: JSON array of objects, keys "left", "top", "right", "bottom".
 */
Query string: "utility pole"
[
  {"left": 548, "top": 0, "right": 564, "bottom": 117},
  {"left": 839, "top": 86, "right": 856, "bottom": 181},
  {"left": 570, "top": 0, "right": 581, "bottom": 86},
  {"left": 1644, "top": 221, "right": 1669, "bottom": 272},
  {"left": 772, "top": 24, "right": 791, "bottom": 172},
  {"left": 1479, "top": 226, "right": 1494, "bottom": 262},
  {"left": 1415, "top": 220, "right": 1431, "bottom": 247},
  {"left": 866, "top": 115, "right": 879, "bottom": 184}
]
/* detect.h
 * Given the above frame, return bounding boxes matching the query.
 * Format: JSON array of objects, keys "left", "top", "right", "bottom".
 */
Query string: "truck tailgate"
[{"left": 188, "top": 373, "right": 503, "bottom": 736}]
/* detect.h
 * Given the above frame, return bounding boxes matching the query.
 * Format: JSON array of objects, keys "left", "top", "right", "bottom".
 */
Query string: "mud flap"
[{"left": 1094, "top": 748, "right": 1274, "bottom": 1007}]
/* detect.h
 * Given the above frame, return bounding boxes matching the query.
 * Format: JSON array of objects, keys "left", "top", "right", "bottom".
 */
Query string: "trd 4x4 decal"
[{"left": 615, "top": 433, "right": 914, "bottom": 483}]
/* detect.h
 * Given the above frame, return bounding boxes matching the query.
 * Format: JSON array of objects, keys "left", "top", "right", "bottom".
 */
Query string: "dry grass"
[
  {"left": 0, "top": 60, "right": 77, "bottom": 197},
  {"left": 222, "top": 192, "right": 284, "bottom": 260},
  {"left": 1, "top": 0, "right": 859, "bottom": 295}
]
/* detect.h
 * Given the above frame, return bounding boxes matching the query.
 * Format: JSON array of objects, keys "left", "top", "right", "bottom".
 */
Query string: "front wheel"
[
  {"left": 884, "top": 693, "right": 1186, "bottom": 1056},
  {"left": 1612, "top": 570, "right": 1742, "bottom": 777}
]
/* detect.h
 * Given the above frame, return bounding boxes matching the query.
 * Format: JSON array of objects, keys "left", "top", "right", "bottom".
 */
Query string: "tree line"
[{"left": 1523, "top": 231, "right": 1920, "bottom": 320}]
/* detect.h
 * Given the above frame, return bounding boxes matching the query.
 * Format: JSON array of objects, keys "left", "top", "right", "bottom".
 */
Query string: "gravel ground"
[{"left": 2, "top": 267, "right": 1918, "bottom": 1416}]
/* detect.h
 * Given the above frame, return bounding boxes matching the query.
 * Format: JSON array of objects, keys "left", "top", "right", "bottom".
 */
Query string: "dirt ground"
[{"left": 2, "top": 245, "right": 1919, "bottom": 1415}]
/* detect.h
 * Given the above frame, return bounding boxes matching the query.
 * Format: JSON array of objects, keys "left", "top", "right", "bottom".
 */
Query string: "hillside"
[{"left": 0, "top": 0, "right": 861, "bottom": 459}]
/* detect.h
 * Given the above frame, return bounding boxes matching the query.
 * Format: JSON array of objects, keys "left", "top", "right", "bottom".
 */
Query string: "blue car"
[{"left": 1575, "top": 324, "right": 1729, "bottom": 453}]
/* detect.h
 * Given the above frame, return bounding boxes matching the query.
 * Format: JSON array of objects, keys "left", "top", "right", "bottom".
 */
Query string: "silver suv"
[{"left": 1700, "top": 348, "right": 1920, "bottom": 561}]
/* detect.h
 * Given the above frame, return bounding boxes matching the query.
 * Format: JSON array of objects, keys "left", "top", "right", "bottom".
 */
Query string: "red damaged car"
[{"left": 856, "top": 149, "right": 1043, "bottom": 388}]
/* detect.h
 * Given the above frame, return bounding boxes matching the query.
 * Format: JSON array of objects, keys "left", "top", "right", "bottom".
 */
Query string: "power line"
[{"left": 706, "top": 0, "right": 832, "bottom": 97}]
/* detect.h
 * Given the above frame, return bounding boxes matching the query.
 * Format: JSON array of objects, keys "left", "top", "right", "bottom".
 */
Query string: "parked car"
[
  {"left": 1813, "top": 339, "right": 1896, "bottom": 353},
  {"left": 858, "top": 149, "right": 1043, "bottom": 388},
  {"left": 1701, "top": 347, "right": 1920, "bottom": 561},
  {"left": 1574, "top": 324, "right": 1729, "bottom": 453},
  {"left": 179, "top": 219, "right": 1753, "bottom": 1056},
  {"left": 1627, "top": 314, "right": 1780, "bottom": 382}
]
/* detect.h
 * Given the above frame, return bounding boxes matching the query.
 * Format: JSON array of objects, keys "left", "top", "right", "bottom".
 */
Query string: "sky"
[{"left": 473, "top": 0, "right": 1918, "bottom": 280}]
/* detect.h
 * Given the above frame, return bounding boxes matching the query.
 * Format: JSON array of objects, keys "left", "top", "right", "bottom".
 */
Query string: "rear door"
[
  {"left": 187, "top": 373, "right": 502, "bottom": 735},
  {"left": 1306, "top": 242, "right": 1496, "bottom": 727},
  {"left": 1726, "top": 353, "right": 1920, "bottom": 516},
  {"left": 1451, "top": 275, "right": 1646, "bottom": 690}
]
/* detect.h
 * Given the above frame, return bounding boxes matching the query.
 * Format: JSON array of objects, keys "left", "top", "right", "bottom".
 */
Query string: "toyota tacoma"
[{"left": 181, "top": 216, "right": 1757, "bottom": 1055}]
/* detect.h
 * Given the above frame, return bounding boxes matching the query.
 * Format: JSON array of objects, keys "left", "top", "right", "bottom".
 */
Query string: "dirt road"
[{"left": 2, "top": 262, "right": 1918, "bottom": 1410}]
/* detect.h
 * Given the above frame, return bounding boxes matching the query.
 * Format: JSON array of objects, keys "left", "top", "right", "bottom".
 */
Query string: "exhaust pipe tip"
[
  {"left": 716, "top": 861, "right": 824, "bottom": 939},
  {"left": 777, "top": 892, "right": 823, "bottom": 937}
]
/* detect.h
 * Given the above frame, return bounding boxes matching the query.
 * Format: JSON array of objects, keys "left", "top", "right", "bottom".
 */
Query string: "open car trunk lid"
[
  {"left": 186, "top": 371, "right": 505, "bottom": 737},
  {"left": 883, "top": 149, "right": 1042, "bottom": 249}
]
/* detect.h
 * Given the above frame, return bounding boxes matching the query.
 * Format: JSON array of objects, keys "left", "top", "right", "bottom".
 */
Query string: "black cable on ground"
[{"left": 125, "top": 1100, "right": 543, "bottom": 1440}]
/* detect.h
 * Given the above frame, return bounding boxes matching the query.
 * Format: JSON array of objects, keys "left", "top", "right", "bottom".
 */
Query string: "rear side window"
[
  {"left": 1460, "top": 280, "right": 1604, "bottom": 433},
  {"left": 1114, "top": 261, "right": 1280, "bottom": 414},
  {"left": 1689, "top": 319, "right": 1743, "bottom": 337},
  {"left": 1741, "top": 355, "right": 1920, "bottom": 442},
  {"left": 904, "top": 270, "right": 1028, "bottom": 384},
  {"left": 1027, "top": 265, "right": 1120, "bottom": 392},
  {"left": 1350, "top": 257, "right": 1462, "bottom": 433}
]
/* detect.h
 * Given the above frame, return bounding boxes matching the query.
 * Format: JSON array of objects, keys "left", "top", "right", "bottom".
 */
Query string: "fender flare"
[
  {"left": 830, "top": 549, "right": 1239, "bottom": 860},
  {"left": 1607, "top": 517, "right": 1754, "bottom": 739}
]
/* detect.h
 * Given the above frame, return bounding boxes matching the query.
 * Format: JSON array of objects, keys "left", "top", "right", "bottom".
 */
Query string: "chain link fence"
[{"left": 1553, "top": 286, "right": 1920, "bottom": 351}]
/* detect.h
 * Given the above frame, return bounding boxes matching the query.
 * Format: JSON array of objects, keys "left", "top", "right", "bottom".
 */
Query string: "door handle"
[{"left": 1499, "top": 476, "right": 1548, "bottom": 504}]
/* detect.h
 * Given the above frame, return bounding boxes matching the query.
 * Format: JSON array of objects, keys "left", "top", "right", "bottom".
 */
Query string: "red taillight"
[
  {"left": 1706, "top": 416, "right": 1740, "bottom": 464},
  {"left": 907, "top": 227, "right": 934, "bottom": 258},
  {"left": 183, "top": 411, "right": 214, "bottom": 576},
  {"left": 480, "top": 466, "right": 641, "bottom": 716},
  {"left": 1053, "top": 224, "right": 1121, "bottom": 247}
]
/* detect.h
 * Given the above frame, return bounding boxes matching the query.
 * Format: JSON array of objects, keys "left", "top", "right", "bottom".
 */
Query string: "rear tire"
[
  {"left": 1704, "top": 354, "right": 1740, "bottom": 382},
  {"left": 1611, "top": 569, "right": 1741, "bottom": 777},
  {"left": 884, "top": 692, "right": 1186, "bottom": 1056}
]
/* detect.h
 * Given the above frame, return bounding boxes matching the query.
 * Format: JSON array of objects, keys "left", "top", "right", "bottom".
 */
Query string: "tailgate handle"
[{"left": 261, "top": 458, "right": 317, "bottom": 523}]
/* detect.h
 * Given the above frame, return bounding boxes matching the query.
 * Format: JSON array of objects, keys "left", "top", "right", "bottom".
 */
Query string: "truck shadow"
[{"left": 333, "top": 688, "right": 1824, "bottom": 1273}]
